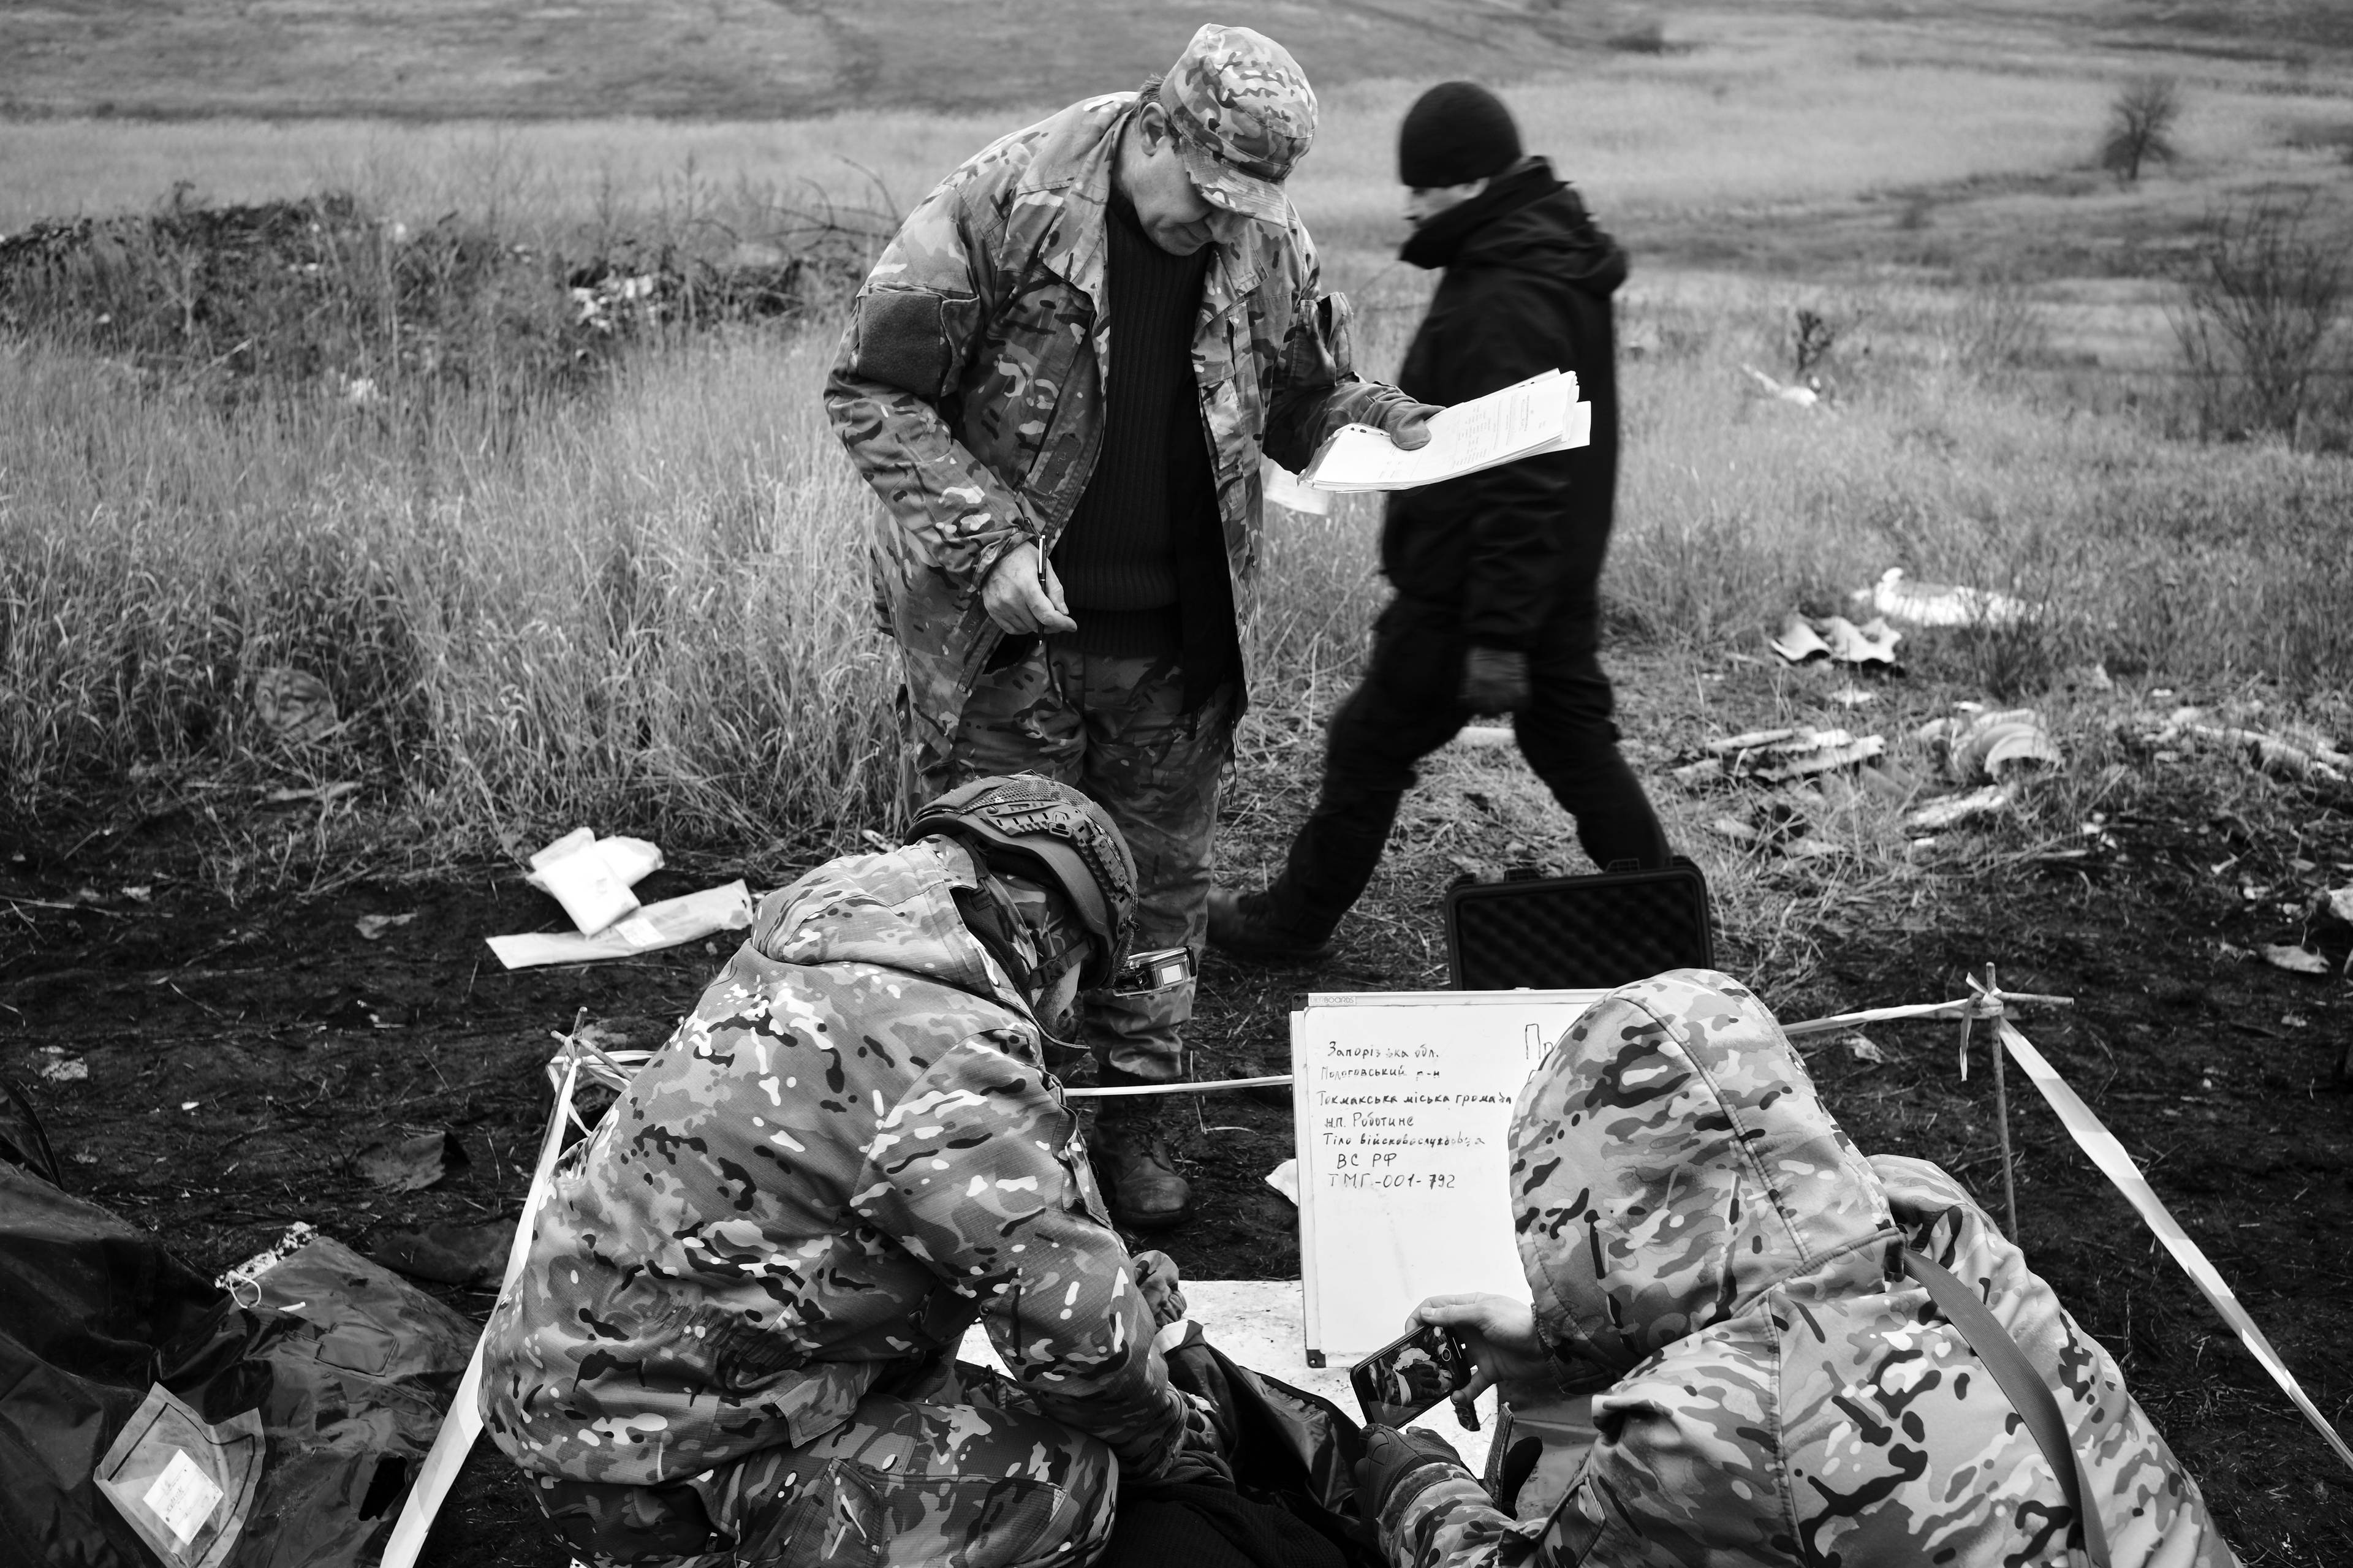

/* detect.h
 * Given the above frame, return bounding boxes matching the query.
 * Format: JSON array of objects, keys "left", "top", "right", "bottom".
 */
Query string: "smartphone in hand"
[{"left": 1349, "top": 1322, "right": 1480, "bottom": 1431}]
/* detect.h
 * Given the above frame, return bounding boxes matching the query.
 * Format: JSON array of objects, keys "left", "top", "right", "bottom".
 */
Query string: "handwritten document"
[
  {"left": 1292, "top": 989, "right": 1602, "bottom": 1360},
  {"left": 1301, "top": 369, "right": 1588, "bottom": 493}
]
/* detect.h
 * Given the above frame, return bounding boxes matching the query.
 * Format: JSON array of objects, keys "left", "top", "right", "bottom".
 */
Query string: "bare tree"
[
  {"left": 2173, "top": 196, "right": 2349, "bottom": 447},
  {"left": 2102, "top": 76, "right": 2182, "bottom": 184}
]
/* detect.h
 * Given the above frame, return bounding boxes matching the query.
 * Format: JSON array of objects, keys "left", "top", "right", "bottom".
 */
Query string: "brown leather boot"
[{"left": 1089, "top": 1107, "right": 1192, "bottom": 1232}]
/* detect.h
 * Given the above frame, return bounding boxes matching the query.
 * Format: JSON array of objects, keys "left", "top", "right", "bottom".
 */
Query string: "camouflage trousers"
[
  {"left": 906, "top": 641, "right": 1233, "bottom": 1084},
  {"left": 534, "top": 1365, "right": 1117, "bottom": 1568}
]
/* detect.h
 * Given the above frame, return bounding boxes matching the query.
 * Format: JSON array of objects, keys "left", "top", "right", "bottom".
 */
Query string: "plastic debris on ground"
[
  {"left": 362, "top": 1218, "right": 512, "bottom": 1289},
  {"left": 1854, "top": 566, "right": 2026, "bottom": 627},
  {"left": 355, "top": 912, "right": 416, "bottom": 941},
  {"left": 252, "top": 665, "right": 339, "bottom": 744},
  {"left": 1681, "top": 725, "right": 1931, "bottom": 857},
  {"left": 355, "top": 1129, "right": 467, "bottom": 1192},
  {"left": 1916, "top": 707, "right": 2063, "bottom": 784},
  {"left": 1845, "top": 1034, "right": 1887, "bottom": 1064},
  {"left": 525, "top": 828, "right": 665, "bottom": 934},
  {"left": 2132, "top": 706, "right": 2349, "bottom": 784},
  {"left": 1768, "top": 612, "right": 1903, "bottom": 670},
  {"left": 40, "top": 1045, "right": 90, "bottom": 1081},
  {"left": 1705, "top": 725, "right": 1887, "bottom": 783},
  {"left": 1904, "top": 784, "right": 2015, "bottom": 832},
  {"left": 487, "top": 878, "right": 755, "bottom": 969},
  {"left": 1264, "top": 1158, "right": 1300, "bottom": 1205}
]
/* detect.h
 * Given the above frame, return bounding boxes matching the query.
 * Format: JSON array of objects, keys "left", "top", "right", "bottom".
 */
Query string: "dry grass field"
[{"left": 5, "top": 1, "right": 2353, "bottom": 1561}]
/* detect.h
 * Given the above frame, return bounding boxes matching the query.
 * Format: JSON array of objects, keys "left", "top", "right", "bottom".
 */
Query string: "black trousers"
[{"left": 1262, "top": 597, "right": 1669, "bottom": 937}]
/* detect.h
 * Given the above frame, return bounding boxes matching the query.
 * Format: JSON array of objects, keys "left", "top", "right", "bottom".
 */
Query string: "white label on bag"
[
  {"left": 613, "top": 915, "right": 664, "bottom": 948},
  {"left": 144, "top": 1448, "right": 223, "bottom": 1546}
]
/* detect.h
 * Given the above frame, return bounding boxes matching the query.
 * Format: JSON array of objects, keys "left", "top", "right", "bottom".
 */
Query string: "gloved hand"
[
  {"left": 1458, "top": 646, "right": 1531, "bottom": 714},
  {"left": 1132, "top": 1249, "right": 1189, "bottom": 1331},
  {"left": 1354, "top": 1424, "right": 1469, "bottom": 1520},
  {"left": 1373, "top": 396, "right": 1444, "bottom": 451},
  {"left": 1150, "top": 1393, "right": 1235, "bottom": 1491}
]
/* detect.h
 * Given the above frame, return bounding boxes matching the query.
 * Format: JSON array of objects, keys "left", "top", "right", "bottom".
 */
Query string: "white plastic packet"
[
  {"left": 94, "top": 1385, "right": 265, "bottom": 1568},
  {"left": 524, "top": 830, "right": 665, "bottom": 935}
]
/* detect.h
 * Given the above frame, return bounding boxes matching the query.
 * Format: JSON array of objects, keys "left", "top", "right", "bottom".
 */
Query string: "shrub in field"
[
  {"left": 2172, "top": 195, "right": 2351, "bottom": 450},
  {"left": 2101, "top": 75, "right": 2181, "bottom": 185}
]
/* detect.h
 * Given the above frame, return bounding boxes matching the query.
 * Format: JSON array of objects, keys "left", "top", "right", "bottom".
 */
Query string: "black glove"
[
  {"left": 1458, "top": 647, "right": 1531, "bottom": 715},
  {"left": 1149, "top": 1394, "right": 1235, "bottom": 1491},
  {"left": 1354, "top": 1423, "right": 1469, "bottom": 1521},
  {"left": 1373, "top": 396, "right": 1445, "bottom": 450}
]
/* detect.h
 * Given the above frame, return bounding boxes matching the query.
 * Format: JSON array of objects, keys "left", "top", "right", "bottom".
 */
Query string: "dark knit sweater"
[{"left": 1052, "top": 188, "right": 1235, "bottom": 699}]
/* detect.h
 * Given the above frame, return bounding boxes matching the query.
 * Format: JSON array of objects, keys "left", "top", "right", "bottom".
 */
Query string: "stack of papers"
[
  {"left": 1301, "top": 369, "right": 1588, "bottom": 493},
  {"left": 525, "top": 828, "right": 663, "bottom": 934}
]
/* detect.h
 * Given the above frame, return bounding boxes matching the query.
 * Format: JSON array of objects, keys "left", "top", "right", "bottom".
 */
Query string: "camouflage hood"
[
  {"left": 1509, "top": 969, "right": 1898, "bottom": 1377},
  {"left": 748, "top": 837, "right": 1036, "bottom": 1032}
]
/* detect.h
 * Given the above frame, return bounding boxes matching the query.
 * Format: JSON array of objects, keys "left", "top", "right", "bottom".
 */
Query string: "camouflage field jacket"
[
  {"left": 1379, "top": 970, "right": 2240, "bottom": 1568},
  {"left": 825, "top": 92, "right": 1413, "bottom": 749},
  {"left": 477, "top": 839, "right": 1187, "bottom": 1489}
]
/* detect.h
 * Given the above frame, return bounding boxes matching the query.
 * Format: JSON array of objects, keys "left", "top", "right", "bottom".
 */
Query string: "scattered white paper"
[
  {"left": 143, "top": 1449, "right": 223, "bottom": 1547},
  {"left": 1303, "top": 370, "right": 1587, "bottom": 492},
  {"left": 1264, "top": 1157, "right": 1300, "bottom": 1205},
  {"left": 487, "top": 881, "right": 754, "bottom": 970}
]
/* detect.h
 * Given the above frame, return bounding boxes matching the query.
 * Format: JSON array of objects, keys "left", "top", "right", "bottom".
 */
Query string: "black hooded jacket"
[{"left": 1381, "top": 157, "right": 1626, "bottom": 650}]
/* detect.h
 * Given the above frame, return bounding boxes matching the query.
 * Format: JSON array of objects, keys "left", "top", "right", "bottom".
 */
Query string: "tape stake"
[
  {"left": 378, "top": 1052, "right": 584, "bottom": 1567},
  {"left": 1996, "top": 1020, "right": 2353, "bottom": 1475}
]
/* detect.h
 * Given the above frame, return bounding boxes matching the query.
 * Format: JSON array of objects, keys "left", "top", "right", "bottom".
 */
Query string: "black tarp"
[{"left": 0, "top": 1093, "right": 475, "bottom": 1568}]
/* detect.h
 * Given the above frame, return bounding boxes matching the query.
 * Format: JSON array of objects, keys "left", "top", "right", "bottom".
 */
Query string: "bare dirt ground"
[{"left": 6, "top": 645, "right": 2351, "bottom": 1563}]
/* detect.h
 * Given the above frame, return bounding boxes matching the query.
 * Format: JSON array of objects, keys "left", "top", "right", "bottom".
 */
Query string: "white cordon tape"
[
  {"left": 378, "top": 1052, "right": 583, "bottom": 1568},
  {"left": 1998, "top": 1019, "right": 2353, "bottom": 1475},
  {"left": 1065, "top": 1075, "right": 1290, "bottom": 1098}
]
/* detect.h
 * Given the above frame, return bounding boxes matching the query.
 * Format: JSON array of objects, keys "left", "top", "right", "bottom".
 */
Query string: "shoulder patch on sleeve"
[{"left": 854, "top": 287, "right": 963, "bottom": 399}]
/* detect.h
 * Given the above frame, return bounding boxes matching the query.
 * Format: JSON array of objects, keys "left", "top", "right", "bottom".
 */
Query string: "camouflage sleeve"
[
  {"left": 1378, "top": 1464, "right": 1571, "bottom": 1568},
  {"left": 824, "top": 180, "right": 1034, "bottom": 597},
  {"left": 851, "top": 1034, "right": 1188, "bottom": 1475},
  {"left": 1379, "top": 1382, "right": 1771, "bottom": 1568},
  {"left": 1260, "top": 219, "right": 1420, "bottom": 472}
]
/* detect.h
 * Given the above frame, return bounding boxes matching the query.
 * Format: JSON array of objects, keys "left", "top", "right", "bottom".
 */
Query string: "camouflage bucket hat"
[
  {"left": 905, "top": 774, "right": 1138, "bottom": 987},
  {"left": 1158, "top": 23, "right": 1316, "bottom": 227}
]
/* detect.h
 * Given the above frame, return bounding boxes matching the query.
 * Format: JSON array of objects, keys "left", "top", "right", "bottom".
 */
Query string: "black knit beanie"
[{"left": 1398, "top": 81, "right": 1521, "bottom": 189}]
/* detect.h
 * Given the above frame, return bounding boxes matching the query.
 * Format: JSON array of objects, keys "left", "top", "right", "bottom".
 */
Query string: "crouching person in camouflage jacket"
[
  {"left": 1358, "top": 969, "right": 2240, "bottom": 1568},
  {"left": 479, "top": 776, "right": 1222, "bottom": 1567}
]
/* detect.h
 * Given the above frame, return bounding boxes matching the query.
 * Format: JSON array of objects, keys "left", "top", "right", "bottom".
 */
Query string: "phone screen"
[{"left": 1349, "top": 1324, "right": 1469, "bottom": 1428}]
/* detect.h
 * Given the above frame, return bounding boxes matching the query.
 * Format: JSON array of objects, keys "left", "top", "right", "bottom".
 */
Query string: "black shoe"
[
  {"left": 1206, "top": 887, "right": 1336, "bottom": 966},
  {"left": 1090, "top": 1118, "right": 1193, "bottom": 1231},
  {"left": 1227, "top": 1041, "right": 1298, "bottom": 1110}
]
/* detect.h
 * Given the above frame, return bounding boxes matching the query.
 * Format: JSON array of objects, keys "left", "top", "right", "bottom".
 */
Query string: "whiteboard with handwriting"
[{"left": 1291, "top": 990, "right": 1605, "bottom": 1363}]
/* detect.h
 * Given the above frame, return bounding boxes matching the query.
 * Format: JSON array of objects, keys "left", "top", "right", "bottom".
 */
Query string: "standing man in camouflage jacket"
[
  {"left": 1357, "top": 969, "right": 2240, "bottom": 1568},
  {"left": 827, "top": 23, "right": 1433, "bottom": 1230},
  {"left": 480, "top": 777, "right": 1223, "bottom": 1567}
]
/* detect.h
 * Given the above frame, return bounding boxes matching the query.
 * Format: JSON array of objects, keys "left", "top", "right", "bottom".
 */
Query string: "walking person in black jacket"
[{"left": 1210, "top": 82, "right": 1670, "bottom": 964}]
